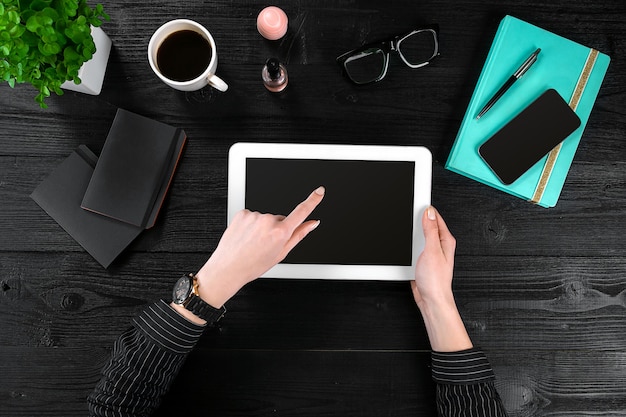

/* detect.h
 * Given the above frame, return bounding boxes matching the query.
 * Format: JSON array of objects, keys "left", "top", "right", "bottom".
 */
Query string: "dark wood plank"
[
  {"left": 489, "top": 350, "right": 626, "bottom": 416},
  {"left": 5, "top": 347, "right": 622, "bottom": 417},
  {"left": 155, "top": 350, "right": 436, "bottom": 417},
  {"left": 156, "top": 350, "right": 626, "bottom": 417},
  {"left": 2, "top": 253, "right": 624, "bottom": 352},
  {"left": 0, "top": 347, "right": 108, "bottom": 417}
]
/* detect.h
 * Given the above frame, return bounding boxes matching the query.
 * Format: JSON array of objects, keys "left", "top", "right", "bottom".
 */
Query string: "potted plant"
[{"left": 0, "top": 0, "right": 110, "bottom": 108}]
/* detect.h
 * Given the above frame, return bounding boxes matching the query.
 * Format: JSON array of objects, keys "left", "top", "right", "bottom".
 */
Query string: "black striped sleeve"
[
  {"left": 432, "top": 348, "right": 495, "bottom": 384},
  {"left": 432, "top": 348, "right": 508, "bottom": 417},
  {"left": 133, "top": 299, "right": 205, "bottom": 353},
  {"left": 88, "top": 300, "right": 206, "bottom": 417}
]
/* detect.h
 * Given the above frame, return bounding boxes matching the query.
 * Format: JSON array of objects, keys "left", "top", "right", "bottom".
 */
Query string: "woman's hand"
[
  {"left": 196, "top": 186, "right": 325, "bottom": 309},
  {"left": 412, "top": 206, "right": 473, "bottom": 352},
  {"left": 412, "top": 206, "right": 456, "bottom": 308}
]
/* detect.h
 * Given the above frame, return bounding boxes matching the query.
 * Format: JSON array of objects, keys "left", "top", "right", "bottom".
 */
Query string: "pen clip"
[{"left": 514, "top": 48, "right": 541, "bottom": 78}]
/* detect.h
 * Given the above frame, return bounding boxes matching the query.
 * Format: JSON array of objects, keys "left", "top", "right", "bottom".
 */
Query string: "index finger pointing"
[{"left": 283, "top": 186, "right": 325, "bottom": 231}]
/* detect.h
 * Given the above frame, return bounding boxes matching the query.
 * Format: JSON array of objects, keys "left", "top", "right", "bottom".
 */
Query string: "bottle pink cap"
[{"left": 257, "top": 6, "right": 288, "bottom": 40}]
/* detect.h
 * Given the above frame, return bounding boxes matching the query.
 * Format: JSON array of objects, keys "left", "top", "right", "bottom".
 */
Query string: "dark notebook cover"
[
  {"left": 81, "top": 109, "right": 186, "bottom": 229},
  {"left": 30, "top": 145, "right": 142, "bottom": 268},
  {"left": 144, "top": 129, "right": 186, "bottom": 228}
]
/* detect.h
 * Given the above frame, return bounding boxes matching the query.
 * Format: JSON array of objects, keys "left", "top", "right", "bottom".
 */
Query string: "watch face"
[{"left": 172, "top": 276, "right": 192, "bottom": 304}]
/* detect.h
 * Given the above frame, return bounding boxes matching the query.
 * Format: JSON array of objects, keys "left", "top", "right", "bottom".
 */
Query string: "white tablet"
[{"left": 228, "top": 143, "right": 432, "bottom": 280}]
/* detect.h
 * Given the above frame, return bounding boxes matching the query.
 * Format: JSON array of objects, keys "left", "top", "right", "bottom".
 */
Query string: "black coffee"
[{"left": 156, "top": 30, "right": 212, "bottom": 82}]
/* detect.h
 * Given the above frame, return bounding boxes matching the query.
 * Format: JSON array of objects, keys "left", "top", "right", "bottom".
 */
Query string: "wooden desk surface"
[{"left": 1, "top": 1, "right": 625, "bottom": 416}]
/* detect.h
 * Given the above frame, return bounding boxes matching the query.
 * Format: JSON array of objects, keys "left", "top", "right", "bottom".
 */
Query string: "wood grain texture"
[
  {"left": 1, "top": 348, "right": 624, "bottom": 417},
  {"left": 2, "top": 253, "right": 624, "bottom": 351},
  {"left": 0, "top": 0, "right": 625, "bottom": 416}
]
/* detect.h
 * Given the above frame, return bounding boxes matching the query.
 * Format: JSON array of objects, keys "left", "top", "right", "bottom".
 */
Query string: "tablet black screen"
[{"left": 245, "top": 158, "right": 415, "bottom": 265}]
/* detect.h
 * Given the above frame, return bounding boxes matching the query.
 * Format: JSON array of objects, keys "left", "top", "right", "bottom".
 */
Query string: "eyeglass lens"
[
  {"left": 397, "top": 30, "right": 437, "bottom": 66},
  {"left": 343, "top": 48, "right": 387, "bottom": 85},
  {"left": 342, "top": 30, "right": 437, "bottom": 84}
]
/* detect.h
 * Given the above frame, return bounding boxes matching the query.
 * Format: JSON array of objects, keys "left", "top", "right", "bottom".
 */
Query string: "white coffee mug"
[{"left": 148, "top": 19, "right": 228, "bottom": 92}]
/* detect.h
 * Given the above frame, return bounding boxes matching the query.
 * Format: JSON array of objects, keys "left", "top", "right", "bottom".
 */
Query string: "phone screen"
[{"left": 478, "top": 89, "right": 581, "bottom": 185}]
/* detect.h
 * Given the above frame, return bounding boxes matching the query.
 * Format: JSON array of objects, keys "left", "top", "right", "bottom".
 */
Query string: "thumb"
[
  {"left": 422, "top": 206, "right": 456, "bottom": 262},
  {"left": 422, "top": 206, "right": 442, "bottom": 251}
]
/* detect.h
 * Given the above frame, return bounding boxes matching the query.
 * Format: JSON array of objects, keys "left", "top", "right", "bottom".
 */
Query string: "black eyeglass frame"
[{"left": 336, "top": 25, "right": 440, "bottom": 85}]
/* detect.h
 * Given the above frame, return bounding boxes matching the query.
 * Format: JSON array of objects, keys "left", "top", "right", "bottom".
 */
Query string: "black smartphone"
[{"left": 478, "top": 89, "right": 581, "bottom": 185}]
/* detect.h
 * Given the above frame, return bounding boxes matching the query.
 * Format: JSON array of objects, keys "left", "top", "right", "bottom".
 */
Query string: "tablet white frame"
[{"left": 228, "top": 142, "right": 432, "bottom": 280}]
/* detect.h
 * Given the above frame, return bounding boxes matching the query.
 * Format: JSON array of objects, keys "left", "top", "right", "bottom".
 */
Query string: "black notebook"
[
  {"left": 81, "top": 109, "right": 186, "bottom": 229},
  {"left": 30, "top": 146, "right": 143, "bottom": 268}
]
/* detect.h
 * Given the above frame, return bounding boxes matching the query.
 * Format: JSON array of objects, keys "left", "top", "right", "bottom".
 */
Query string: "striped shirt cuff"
[
  {"left": 132, "top": 299, "right": 206, "bottom": 354},
  {"left": 431, "top": 348, "right": 496, "bottom": 385}
]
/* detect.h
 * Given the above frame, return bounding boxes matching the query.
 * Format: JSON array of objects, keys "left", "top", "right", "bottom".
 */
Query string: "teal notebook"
[{"left": 445, "top": 15, "right": 610, "bottom": 207}]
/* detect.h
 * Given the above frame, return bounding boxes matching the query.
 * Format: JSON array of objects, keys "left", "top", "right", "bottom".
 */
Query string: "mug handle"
[{"left": 208, "top": 74, "right": 228, "bottom": 92}]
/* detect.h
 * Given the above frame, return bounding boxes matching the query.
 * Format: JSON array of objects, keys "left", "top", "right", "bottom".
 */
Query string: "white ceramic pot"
[{"left": 61, "top": 26, "right": 112, "bottom": 95}]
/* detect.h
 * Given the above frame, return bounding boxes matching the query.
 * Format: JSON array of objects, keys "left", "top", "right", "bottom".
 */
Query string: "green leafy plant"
[{"left": 0, "top": 0, "right": 110, "bottom": 108}]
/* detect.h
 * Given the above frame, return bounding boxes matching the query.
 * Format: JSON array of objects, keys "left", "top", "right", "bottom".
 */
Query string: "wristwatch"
[{"left": 172, "top": 273, "right": 226, "bottom": 324}]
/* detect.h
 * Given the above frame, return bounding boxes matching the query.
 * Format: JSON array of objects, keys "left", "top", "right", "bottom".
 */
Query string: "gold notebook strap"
[{"left": 530, "top": 48, "right": 599, "bottom": 204}]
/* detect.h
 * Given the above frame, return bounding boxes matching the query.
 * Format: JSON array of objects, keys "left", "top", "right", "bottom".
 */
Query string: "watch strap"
[{"left": 184, "top": 294, "right": 226, "bottom": 325}]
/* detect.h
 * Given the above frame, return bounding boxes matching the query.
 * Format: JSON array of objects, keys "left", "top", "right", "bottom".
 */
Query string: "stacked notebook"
[
  {"left": 31, "top": 109, "right": 186, "bottom": 268},
  {"left": 445, "top": 15, "right": 610, "bottom": 207}
]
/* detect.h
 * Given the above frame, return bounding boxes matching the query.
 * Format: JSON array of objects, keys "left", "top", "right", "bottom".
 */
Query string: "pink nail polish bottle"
[
  {"left": 262, "top": 58, "right": 288, "bottom": 92},
  {"left": 257, "top": 6, "right": 288, "bottom": 40}
]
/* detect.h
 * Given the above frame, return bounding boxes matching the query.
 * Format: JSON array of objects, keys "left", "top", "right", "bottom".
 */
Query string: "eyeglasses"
[{"left": 336, "top": 26, "right": 440, "bottom": 85}]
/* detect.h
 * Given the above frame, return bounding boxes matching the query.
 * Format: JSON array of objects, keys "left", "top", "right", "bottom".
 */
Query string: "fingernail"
[
  {"left": 310, "top": 220, "right": 321, "bottom": 231},
  {"left": 314, "top": 186, "right": 325, "bottom": 196},
  {"left": 427, "top": 207, "right": 436, "bottom": 220}
]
